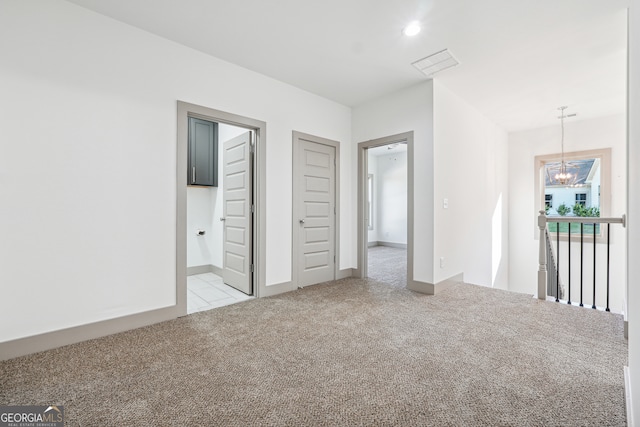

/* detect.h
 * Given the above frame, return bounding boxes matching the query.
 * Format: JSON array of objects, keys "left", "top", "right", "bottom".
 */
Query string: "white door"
[
  {"left": 222, "top": 131, "right": 252, "bottom": 294},
  {"left": 295, "top": 137, "right": 336, "bottom": 287}
]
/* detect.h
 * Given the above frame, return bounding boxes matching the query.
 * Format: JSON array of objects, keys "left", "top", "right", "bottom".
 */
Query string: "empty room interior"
[
  {"left": 367, "top": 143, "right": 408, "bottom": 287},
  {"left": 1, "top": 0, "right": 639, "bottom": 425}
]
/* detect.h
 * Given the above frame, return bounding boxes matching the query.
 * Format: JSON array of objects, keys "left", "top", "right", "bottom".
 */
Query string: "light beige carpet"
[
  {"left": 0, "top": 278, "right": 628, "bottom": 426},
  {"left": 368, "top": 245, "right": 407, "bottom": 287}
]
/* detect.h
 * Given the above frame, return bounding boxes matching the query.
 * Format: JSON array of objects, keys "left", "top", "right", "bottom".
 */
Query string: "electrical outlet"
[
  {"left": 440, "top": 257, "right": 445, "bottom": 268},
  {"left": 443, "top": 198, "right": 449, "bottom": 209}
]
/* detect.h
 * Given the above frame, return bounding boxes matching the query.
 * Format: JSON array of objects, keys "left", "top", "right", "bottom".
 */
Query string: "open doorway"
[
  {"left": 186, "top": 122, "right": 254, "bottom": 314},
  {"left": 176, "top": 101, "right": 267, "bottom": 317},
  {"left": 357, "top": 131, "right": 415, "bottom": 289},
  {"left": 366, "top": 144, "right": 408, "bottom": 287}
]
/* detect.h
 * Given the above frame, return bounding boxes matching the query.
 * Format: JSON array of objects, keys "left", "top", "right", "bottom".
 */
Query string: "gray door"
[
  {"left": 296, "top": 138, "right": 336, "bottom": 287},
  {"left": 222, "top": 131, "right": 252, "bottom": 294}
]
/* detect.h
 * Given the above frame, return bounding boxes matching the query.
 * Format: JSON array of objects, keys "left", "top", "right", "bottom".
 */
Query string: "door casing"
[
  {"left": 357, "top": 132, "right": 414, "bottom": 283},
  {"left": 292, "top": 131, "right": 340, "bottom": 290},
  {"left": 177, "top": 101, "right": 266, "bottom": 316}
]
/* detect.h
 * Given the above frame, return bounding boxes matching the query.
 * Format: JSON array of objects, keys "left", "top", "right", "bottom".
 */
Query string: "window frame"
[{"left": 534, "top": 148, "right": 611, "bottom": 242}]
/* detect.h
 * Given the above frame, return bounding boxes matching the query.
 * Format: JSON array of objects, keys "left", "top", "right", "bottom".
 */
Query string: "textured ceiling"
[{"left": 66, "top": 0, "right": 629, "bottom": 131}]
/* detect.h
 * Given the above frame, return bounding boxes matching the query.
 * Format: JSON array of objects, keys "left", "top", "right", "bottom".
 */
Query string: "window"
[{"left": 534, "top": 148, "right": 611, "bottom": 238}]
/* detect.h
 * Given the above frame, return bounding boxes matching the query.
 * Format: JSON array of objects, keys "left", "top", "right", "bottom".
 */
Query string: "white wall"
[
  {"left": 508, "top": 115, "right": 626, "bottom": 307},
  {"left": 187, "top": 187, "right": 216, "bottom": 267},
  {"left": 352, "top": 81, "right": 435, "bottom": 284},
  {"left": 628, "top": 0, "right": 640, "bottom": 422},
  {"left": 0, "top": 0, "right": 352, "bottom": 343},
  {"left": 433, "top": 81, "right": 510, "bottom": 289},
  {"left": 375, "top": 151, "right": 408, "bottom": 245}
]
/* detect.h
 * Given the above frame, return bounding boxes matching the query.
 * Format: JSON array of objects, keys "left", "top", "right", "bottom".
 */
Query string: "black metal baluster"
[
  {"left": 567, "top": 225, "right": 571, "bottom": 305},
  {"left": 556, "top": 223, "right": 560, "bottom": 303},
  {"left": 592, "top": 222, "right": 597, "bottom": 309},
  {"left": 606, "top": 223, "right": 610, "bottom": 312},
  {"left": 580, "top": 223, "right": 584, "bottom": 307}
]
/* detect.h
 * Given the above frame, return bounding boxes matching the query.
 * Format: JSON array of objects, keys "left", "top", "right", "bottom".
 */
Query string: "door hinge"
[
  {"left": 251, "top": 204, "right": 255, "bottom": 213},
  {"left": 251, "top": 264, "right": 254, "bottom": 273},
  {"left": 334, "top": 255, "right": 336, "bottom": 263}
]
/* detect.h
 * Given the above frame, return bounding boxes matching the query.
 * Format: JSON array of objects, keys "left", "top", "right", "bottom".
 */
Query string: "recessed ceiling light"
[{"left": 403, "top": 22, "right": 421, "bottom": 37}]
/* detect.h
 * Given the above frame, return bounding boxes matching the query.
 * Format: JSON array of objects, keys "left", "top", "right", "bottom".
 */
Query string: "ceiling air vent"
[{"left": 412, "top": 49, "right": 459, "bottom": 78}]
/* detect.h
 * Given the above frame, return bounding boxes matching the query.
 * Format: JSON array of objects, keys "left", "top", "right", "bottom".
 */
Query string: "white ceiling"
[{"left": 66, "top": 0, "right": 629, "bottom": 132}]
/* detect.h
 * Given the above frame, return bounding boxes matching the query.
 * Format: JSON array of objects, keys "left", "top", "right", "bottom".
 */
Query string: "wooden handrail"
[{"left": 544, "top": 215, "right": 625, "bottom": 226}]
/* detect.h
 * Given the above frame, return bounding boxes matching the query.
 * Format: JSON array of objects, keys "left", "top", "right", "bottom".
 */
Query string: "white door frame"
[
  {"left": 176, "top": 101, "right": 267, "bottom": 316},
  {"left": 292, "top": 131, "right": 340, "bottom": 290},
  {"left": 357, "top": 131, "right": 414, "bottom": 283}
]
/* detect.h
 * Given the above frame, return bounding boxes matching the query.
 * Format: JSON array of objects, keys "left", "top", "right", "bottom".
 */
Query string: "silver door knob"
[
  {"left": 220, "top": 217, "right": 226, "bottom": 221},
  {"left": 299, "top": 219, "right": 305, "bottom": 224}
]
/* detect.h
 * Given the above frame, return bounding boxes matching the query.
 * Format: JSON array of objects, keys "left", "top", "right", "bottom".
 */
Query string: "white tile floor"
[{"left": 187, "top": 272, "right": 253, "bottom": 314}]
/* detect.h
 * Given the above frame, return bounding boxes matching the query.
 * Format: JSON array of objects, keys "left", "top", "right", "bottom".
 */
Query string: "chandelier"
[{"left": 552, "top": 106, "right": 577, "bottom": 185}]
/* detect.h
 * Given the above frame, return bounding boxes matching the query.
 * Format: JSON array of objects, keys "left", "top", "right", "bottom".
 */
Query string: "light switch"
[{"left": 443, "top": 198, "right": 449, "bottom": 209}]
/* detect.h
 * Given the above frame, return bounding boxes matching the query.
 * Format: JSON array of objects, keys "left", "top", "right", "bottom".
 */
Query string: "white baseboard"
[
  {"left": 625, "top": 320, "right": 629, "bottom": 340},
  {"left": 336, "top": 268, "right": 355, "bottom": 280},
  {"left": 0, "top": 305, "right": 177, "bottom": 361},
  {"left": 187, "top": 264, "right": 212, "bottom": 275},
  {"left": 368, "top": 241, "right": 408, "bottom": 249},
  {"left": 378, "top": 241, "right": 407, "bottom": 249},
  {"left": 407, "top": 273, "right": 463, "bottom": 296},
  {"left": 187, "top": 264, "right": 224, "bottom": 276},
  {"left": 259, "top": 281, "right": 292, "bottom": 297},
  {"left": 625, "top": 366, "right": 634, "bottom": 427}
]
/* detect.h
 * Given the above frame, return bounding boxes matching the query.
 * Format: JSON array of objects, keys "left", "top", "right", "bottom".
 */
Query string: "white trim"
[{"left": 625, "top": 366, "right": 634, "bottom": 427}]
